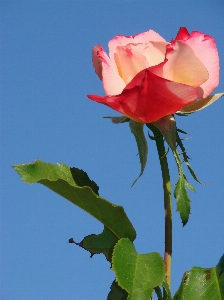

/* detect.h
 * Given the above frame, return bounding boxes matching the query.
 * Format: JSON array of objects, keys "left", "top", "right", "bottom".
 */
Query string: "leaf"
[
  {"left": 179, "top": 92, "right": 224, "bottom": 114},
  {"left": 174, "top": 173, "right": 191, "bottom": 226},
  {"left": 129, "top": 121, "right": 148, "bottom": 185},
  {"left": 112, "top": 238, "right": 165, "bottom": 300},
  {"left": 13, "top": 160, "right": 136, "bottom": 241},
  {"left": 176, "top": 130, "right": 204, "bottom": 185},
  {"left": 172, "top": 145, "right": 196, "bottom": 226},
  {"left": 75, "top": 226, "right": 118, "bottom": 262},
  {"left": 70, "top": 167, "right": 99, "bottom": 194},
  {"left": 107, "top": 280, "right": 128, "bottom": 300},
  {"left": 173, "top": 254, "right": 224, "bottom": 300}
]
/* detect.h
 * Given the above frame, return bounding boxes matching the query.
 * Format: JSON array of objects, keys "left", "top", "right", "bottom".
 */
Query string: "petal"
[
  {"left": 175, "top": 27, "right": 190, "bottom": 41},
  {"left": 114, "top": 46, "right": 147, "bottom": 84},
  {"left": 88, "top": 69, "right": 199, "bottom": 123},
  {"left": 142, "top": 41, "right": 168, "bottom": 66},
  {"left": 92, "top": 45, "right": 126, "bottom": 95},
  {"left": 92, "top": 45, "right": 103, "bottom": 80},
  {"left": 108, "top": 30, "right": 166, "bottom": 64},
  {"left": 179, "top": 92, "right": 224, "bottom": 114},
  {"left": 115, "top": 41, "right": 167, "bottom": 69},
  {"left": 150, "top": 41, "right": 209, "bottom": 88},
  {"left": 176, "top": 30, "right": 219, "bottom": 97},
  {"left": 132, "top": 29, "right": 167, "bottom": 43},
  {"left": 109, "top": 29, "right": 166, "bottom": 52}
]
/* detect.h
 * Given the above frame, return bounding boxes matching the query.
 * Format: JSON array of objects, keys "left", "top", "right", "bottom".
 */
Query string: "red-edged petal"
[
  {"left": 92, "top": 45, "right": 126, "bottom": 95},
  {"left": 176, "top": 30, "right": 219, "bottom": 97},
  {"left": 92, "top": 45, "right": 103, "bottom": 80},
  {"left": 88, "top": 69, "right": 199, "bottom": 123},
  {"left": 150, "top": 41, "right": 209, "bottom": 88},
  {"left": 175, "top": 27, "right": 190, "bottom": 41}
]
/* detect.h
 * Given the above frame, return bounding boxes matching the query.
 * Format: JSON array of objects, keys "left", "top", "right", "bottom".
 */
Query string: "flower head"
[{"left": 88, "top": 27, "right": 220, "bottom": 123}]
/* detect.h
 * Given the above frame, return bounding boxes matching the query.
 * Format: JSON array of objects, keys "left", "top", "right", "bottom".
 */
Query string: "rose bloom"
[{"left": 88, "top": 27, "right": 219, "bottom": 123}]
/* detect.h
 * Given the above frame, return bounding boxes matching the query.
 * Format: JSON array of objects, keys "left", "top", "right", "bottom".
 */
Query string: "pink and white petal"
[
  {"left": 142, "top": 41, "right": 168, "bottom": 66},
  {"left": 127, "top": 43, "right": 148, "bottom": 56},
  {"left": 176, "top": 30, "right": 219, "bottom": 97},
  {"left": 88, "top": 69, "right": 199, "bottom": 123},
  {"left": 95, "top": 46, "right": 126, "bottom": 95},
  {"left": 132, "top": 29, "right": 167, "bottom": 44},
  {"left": 108, "top": 35, "right": 137, "bottom": 61},
  {"left": 114, "top": 46, "right": 148, "bottom": 84},
  {"left": 92, "top": 45, "right": 103, "bottom": 80},
  {"left": 108, "top": 30, "right": 166, "bottom": 63},
  {"left": 150, "top": 41, "right": 208, "bottom": 88},
  {"left": 179, "top": 92, "right": 224, "bottom": 114}
]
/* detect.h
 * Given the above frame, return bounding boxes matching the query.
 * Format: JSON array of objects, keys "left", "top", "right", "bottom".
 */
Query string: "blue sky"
[{"left": 1, "top": 1, "right": 224, "bottom": 299}]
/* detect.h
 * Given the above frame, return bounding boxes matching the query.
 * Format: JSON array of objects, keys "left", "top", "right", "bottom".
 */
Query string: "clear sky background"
[{"left": 1, "top": 1, "right": 224, "bottom": 299}]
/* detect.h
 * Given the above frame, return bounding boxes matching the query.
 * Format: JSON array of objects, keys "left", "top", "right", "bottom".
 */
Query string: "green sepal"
[
  {"left": 153, "top": 115, "right": 177, "bottom": 151},
  {"left": 173, "top": 254, "right": 224, "bottom": 299},
  {"left": 129, "top": 120, "right": 148, "bottom": 186},
  {"left": 104, "top": 116, "right": 130, "bottom": 124},
  {"left": 112, "top": 238, "right": 165, "bottom": 300},
  {"left": 13, "top": 160, "right": 136, "bottom": 241}
]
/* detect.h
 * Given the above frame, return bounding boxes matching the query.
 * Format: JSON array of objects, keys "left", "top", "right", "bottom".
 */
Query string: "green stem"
[{"left": 147, "top": 124, "right": 172, "bottom": 288}]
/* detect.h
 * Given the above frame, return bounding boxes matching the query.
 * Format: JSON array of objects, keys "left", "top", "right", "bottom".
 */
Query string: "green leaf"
[
  {"left": 107, "top": 280, "right": 128, "bottom": 300},
  {"left": 173, "top": 254, "right": 224, "bottom": 300},
  {"left": 70, "top": 167, "right": 99, "bottom": 194},
  {"left": 172, "top": 144, "right": 195, "bottom": 226},
  {"left": 13, "top": 160, "right": 136, "bottom": 241},
  {"left": 75, "top": 226, "right": 118, "bottom": 262},
  {"left": 174, "top": 173, "right": 191, "bottom": 226},
  {"left": 176, "top": 130, "right": 204, "bottom": 185},
  {"left": 112, "top": 238, "right": 165, "bottom": 300},
  {"left": 129, "top": 121, "right": 148, "bottom": 185}
]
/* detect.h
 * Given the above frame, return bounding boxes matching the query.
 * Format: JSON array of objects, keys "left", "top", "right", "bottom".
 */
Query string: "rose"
[{"left": 88, "top": 27, "right": 219, "bottom": 123}]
